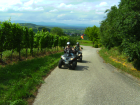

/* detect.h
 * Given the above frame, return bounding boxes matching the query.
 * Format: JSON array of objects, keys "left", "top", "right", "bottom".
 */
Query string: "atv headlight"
[
  {"left": 61, "top": 56, "right": 65, "bottom": 59},
  {"left": 71, "top": 57, "right": 75, "bottom": 60},
  {"left": 78, "top": 54, "right": 81, "bottom": 56}
]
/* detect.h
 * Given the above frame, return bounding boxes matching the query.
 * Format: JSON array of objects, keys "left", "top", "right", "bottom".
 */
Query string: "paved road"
[{"left": 33, "top": 46, "right": 140, "bottom": 105}]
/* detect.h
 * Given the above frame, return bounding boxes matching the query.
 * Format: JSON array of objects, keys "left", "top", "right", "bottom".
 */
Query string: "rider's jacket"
[
  {"left": 75, "top": 45, "right": 80, "bottom": 51},
  {"left": 64, "top": 46, "right": 73, "bottom": 53}
]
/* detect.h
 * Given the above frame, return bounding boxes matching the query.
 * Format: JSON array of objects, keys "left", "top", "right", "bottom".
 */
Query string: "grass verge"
[
  {"left": 0, "top": 51, "right": 63, "bottom": 105},
  {"left": 77, "top": 40, "right": 93, "bottom": 46},
  {"left": 98, "top": 47, "right": 140, "bottom": 79}
]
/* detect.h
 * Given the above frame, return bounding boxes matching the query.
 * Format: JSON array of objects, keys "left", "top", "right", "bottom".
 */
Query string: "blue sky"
[{"left": 0, "top": 0, "right": 121, "bottom": 27}]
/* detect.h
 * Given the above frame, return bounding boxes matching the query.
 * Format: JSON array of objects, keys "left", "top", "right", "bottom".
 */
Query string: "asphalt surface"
[{"left": 33, "top": 46, "right": 140, "bottom": 105}]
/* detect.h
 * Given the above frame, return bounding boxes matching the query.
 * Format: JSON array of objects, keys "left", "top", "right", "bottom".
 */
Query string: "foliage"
[
  {"left": 100, "top": 0, "right": 140, "bottom": 61},
  {"left": 29, "top": 28, "right": 34, "bottom": 56},
  {"left": 23, "top": 26, "right": 30, "bottom": 49},
  {"left": 37, "top": 26, "right": 50, "bottom": 32},
  {"left": 42, "top": 27, "right": 49, "bottom": 32},
  {"left": 34, "top": 30, "right": 43, "bottom": 48},
  {"left": 84, "top": 25, "right": 101, "bottom": 47},
  {"left": 50, "top": 27, "right": 65, "bottom": 36},
  {"left": 53, "top": 35, "right": 59, "bottom": 47},
  {"left": 58, "top": 36, "right": 69, "bottom": 47},
  {"left": 0, "top": 21, "right": 6, "bottom": 52},
  {"left": 68, "top": 36, "right": 77, "bottom": 46},
  {"left": 0, "top": 19, "right": 69, "bottom": 60}
]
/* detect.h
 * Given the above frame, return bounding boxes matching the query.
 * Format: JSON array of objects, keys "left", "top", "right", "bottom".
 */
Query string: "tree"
[
  {"left": 37, "top": 27, "right": 50, "bottom": 32},
  {"left": 84, "top": 25, "right": 100, "bottom": 47},
  {"left": 23, "top": 26, "right": 30, "bottom": 58},
  {"left": 50, "top": 27, "right": 64, "bottom": 36},
  {"left": 68, "top": 36, "right": 77, "bottom": 46},
  {"left": 29, "top": 28, "right": 34, "bottom": 56}
]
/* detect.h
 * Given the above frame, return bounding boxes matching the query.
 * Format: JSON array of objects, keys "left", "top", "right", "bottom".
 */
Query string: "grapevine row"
[{"left": 0, "top": 20, "right": 69, "bottom": 60}]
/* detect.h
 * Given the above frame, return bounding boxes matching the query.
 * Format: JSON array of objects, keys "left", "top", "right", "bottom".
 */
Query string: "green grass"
[
  {"left": 98, "top": 47, "right": 140, "bottom": 79},
  {"left": 0, "top": 51, "right": 64, "bottom": 105},
  {"left": 80, "top": 43, "right": 93, "bottom": 46},
  {"left": 77, "top": 40, "right": 93, "bottom": 46}
]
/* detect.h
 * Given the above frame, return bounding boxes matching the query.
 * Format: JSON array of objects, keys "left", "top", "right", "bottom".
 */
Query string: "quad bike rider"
[
  {"left": 74, "top": 42, "right": 82, "bottom": 62},
  {"left": 64, "top": 42, "right": 75, "bottom": 54},
  {"left": 58, "top": 42, "right": 77, "bottom": 70}
]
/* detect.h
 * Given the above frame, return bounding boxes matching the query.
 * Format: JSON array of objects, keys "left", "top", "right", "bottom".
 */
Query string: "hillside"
[{"left": 19, "top": 23, "right": 85, "bottom": 35}]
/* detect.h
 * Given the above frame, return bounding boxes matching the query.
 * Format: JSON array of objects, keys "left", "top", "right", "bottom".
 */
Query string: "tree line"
[
  {"left": 84, "top": 0, "right": 140, "bottom": 62},
  {"left": 100, "top": 0, "right": 140, "bottom": 62}
]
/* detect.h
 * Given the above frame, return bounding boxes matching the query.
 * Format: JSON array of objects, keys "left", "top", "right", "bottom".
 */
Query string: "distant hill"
[
  {"left": 33, "top": 22, "right": 69, "bottom": 27},
  {"left": 9, "top": 20, "right": 86, "bottom": 34},
  {"left": 10, "top": 20, "right": 93, "bottom": 28},
  {"left": 18, "top": 23, "right": 51, "bottom": 33}
]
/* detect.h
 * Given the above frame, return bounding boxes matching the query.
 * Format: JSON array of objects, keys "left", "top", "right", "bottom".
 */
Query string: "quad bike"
[
  {"left": 58, "top": 50, "right": 77, "bottom": 70},
  {"left": 75, "top": 49, "right": 82, "bottom": 62}
]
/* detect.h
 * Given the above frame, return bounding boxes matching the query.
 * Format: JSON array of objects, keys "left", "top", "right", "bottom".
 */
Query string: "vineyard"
[{"left": 0, "top": 20, "right": 69, "bottom": 62}]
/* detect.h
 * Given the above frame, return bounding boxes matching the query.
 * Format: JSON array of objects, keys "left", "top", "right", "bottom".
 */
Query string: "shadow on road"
[
  {"left": 78, "top": 60, "right": 91, "bottom": 63},
  {"left": 60, "top": 65, "right": 89, "bottom": 71},
  {"left": 70, "top": 65, "right": 89, "bottom": 71}
]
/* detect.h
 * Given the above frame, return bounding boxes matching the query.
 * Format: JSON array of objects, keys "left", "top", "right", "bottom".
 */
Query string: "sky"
[{"left": 0, "top": 0, "right": 121, "bottom": 27}]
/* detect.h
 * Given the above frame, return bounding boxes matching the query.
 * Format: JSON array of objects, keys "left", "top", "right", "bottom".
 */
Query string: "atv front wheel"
[
  {"left": 80, "top": 56, "right": 82, "bottom": 62},
  {"left": 58, "top": 59, "right": 63, "bottom": 68},
  {"left": 72, "top": 61, "right": 76, "bottom": 70},
  {"left": 75, "top": 59, "right": 77, "bottom": 67}
]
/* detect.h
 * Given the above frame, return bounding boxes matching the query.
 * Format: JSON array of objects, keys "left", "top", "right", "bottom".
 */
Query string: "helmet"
[
  {"left": 67, "top": 42, "right": 70, "bottom": 45},
  {"left": 76, "top": 42, "right": 79, "bottom": 44}
]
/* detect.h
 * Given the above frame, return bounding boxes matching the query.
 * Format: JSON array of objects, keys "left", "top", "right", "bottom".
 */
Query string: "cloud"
[
  {"left": 0, "top": 0, "right": 121, "bottom": 27},
  {"left": 23, "top": 0, "right": 43, "bottom": 6},
  {"left": 95, "top": 2, "right": 108, "bottom": 7},
  {"left": 0, "top": 0, "right": 22, "bottom": 6},
  {"left": 49, "top": 9, "right": 58, "bottom": 12},
  {"left": 34, "top": 7, "right": 44, "bottom": 11},
  {"left": 100, "top": 2, "right": 108, "bottom": 6},
  {"left": 57, "top": 14, "right": 66, "bottom": 18},
  {"left": 58, "top": 3, "right": 65, "bottom": 7},
  {"left": 34, "top": 0, "right": 43, "bottom": 4},
  {"left": 57, "top": 3, "right": 73, "bottom": 8},
  {"left": 10, "top": 13, "right": 23, "bottom": 16},
  {"left": 95, "top": 12, "right": 104, "bottom": 14},
  {"left": 23, "top": 0, "right": 33, "bottom": 6},
  {"left": 70, "top": 11, "right": 74, "bottom": 13},
  {"left": 0, "top": 0, "right": 22, "bottom": 11},
  {"left": 0, "top": 7, "right": 6, "bottom": 11}
]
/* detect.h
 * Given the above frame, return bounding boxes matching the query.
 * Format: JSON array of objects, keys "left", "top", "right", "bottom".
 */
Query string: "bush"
[{"left": 78, "top": 37, "right": 81, "bottom": 40}]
